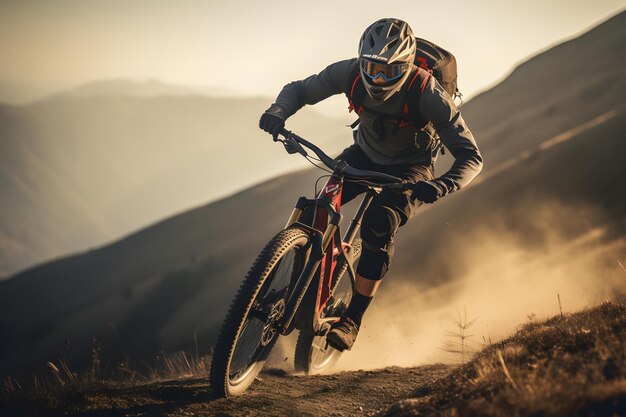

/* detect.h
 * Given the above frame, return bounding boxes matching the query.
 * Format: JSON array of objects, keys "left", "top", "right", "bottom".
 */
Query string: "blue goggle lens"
[{"left": 360, "top": 59, "right": 409, "bottom": 82}]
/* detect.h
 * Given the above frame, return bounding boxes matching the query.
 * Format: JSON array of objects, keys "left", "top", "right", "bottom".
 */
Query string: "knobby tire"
[{"left": 210, "top": 227, "right": 309, "bottom": 397}]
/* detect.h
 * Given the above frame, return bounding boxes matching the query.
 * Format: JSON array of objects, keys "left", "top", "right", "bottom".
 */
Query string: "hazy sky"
[{"left": 1, "top": 0, "right": 625, "bottom": 111}]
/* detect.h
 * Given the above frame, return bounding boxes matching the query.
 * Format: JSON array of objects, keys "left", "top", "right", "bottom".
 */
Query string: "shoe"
[{"left": 326, "top": 317, "right": 359, "bottom": 351}]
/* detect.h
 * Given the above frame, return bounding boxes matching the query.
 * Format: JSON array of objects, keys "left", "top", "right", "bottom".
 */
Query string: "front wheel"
[
  {"left": 294, "top": 239, "right": 361, "bottom": 374},
  {"left": 210, "top": 227, "right": 309, "bottom": 397}
]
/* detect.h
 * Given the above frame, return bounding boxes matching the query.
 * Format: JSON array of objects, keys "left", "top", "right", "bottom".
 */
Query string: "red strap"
[
  {"left": 348, "top": 74, "right": 361, "bottom": 112},
  {"left": 406, "top": 69, "right": 421, "bottom": 91},
  {"left": 402, "top": 69, "right": 422, "bottom": 115},
  {"left": 420, "top": 71, "right": 431, "bottom": 93}
]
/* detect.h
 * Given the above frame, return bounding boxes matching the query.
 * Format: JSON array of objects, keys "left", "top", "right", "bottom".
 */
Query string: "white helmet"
[{"left": 358, "top": 18, "right": 416, "bottom": 101}]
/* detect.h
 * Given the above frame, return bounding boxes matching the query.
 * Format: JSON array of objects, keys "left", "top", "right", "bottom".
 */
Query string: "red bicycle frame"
[
  {"left": 277, "top": 172, "right": 376, "bottom": 335},
  {"left": 313, "top": 175, "right": 344, "bottom": 323}
]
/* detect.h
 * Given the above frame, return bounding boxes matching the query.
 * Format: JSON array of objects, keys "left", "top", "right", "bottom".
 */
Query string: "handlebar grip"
[{"left": 279, "top": 128, "right": 292, "bottom": 139}]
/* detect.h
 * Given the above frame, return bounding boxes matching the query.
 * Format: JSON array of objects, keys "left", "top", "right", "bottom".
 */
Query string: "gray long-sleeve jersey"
[{"left": 269, "top": 58, "right": 483, "bottom": 196}]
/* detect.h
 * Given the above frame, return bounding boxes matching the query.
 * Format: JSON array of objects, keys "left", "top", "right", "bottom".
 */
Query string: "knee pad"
[
  {"left": 361, "top": 205, "right": 401, "bottom": 249},
  {"left": 357, "top": 206, "right": 401, "bottom": 280}
]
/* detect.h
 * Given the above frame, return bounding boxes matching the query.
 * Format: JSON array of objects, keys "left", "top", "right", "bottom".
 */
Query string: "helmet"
[{"left": 358, "top": 18, "right": 416, "bottom": 101}]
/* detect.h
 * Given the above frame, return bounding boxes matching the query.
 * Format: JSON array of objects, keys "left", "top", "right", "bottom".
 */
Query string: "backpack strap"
[
  {"left": 345, "top": 63, "right": 367, "bottom": 130},
  {"left": 404, "top": 68, "right": 446, "bottom": 156},
  {"left": 346, "top": 63, "right": 365, "bottom": 115},
  {"left": 345, "top": 65, "right": 433, "bottom": 136},
  {"left": 403, "top": 67, "right": 431, "bottom": 131}
]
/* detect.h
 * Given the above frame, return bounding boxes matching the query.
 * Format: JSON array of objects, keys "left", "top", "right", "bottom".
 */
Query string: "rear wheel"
[
  {"left": 294, "top": 239, "right": 361, "bottom": 374},
  {"left": 210, "top": 227, "right": 309, "bottom": 397}
]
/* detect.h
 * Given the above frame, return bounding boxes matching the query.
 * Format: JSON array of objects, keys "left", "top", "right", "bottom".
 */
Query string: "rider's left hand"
[
  {"left": 411, "top": 180, "right": 444, "bottom": 204},
  {"left": 259, "top": 113, "right": 284, "bottom": 140},
  {"left": 259, "top": 105, "right": 288, "bottom": 140}
]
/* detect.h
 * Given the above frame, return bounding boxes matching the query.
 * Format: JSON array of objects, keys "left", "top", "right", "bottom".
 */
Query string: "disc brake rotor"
[{"left": 261, "top": 299, "right": 286, "bottom": 346}]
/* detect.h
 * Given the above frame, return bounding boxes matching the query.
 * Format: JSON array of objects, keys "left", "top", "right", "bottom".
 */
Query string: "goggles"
[{"left": 360, "top": 59, "right": 410, "bottom": 82}]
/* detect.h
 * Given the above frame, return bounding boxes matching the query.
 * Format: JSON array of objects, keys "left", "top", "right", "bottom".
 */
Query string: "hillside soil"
[
  {"left": 3, "top": 365, "right": 450, "bottom": 416},
  {"left": 4, "top": 303, "right": 625, "bottom": 416},
  {"left": 380, "top": 302, "right": 626, "bottom": 417}
]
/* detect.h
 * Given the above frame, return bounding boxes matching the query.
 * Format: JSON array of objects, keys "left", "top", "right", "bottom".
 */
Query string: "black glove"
[
  {"left": 259, "top": 105, "right": 287, "bottom": 140},
  {"left": 411, "top": 180, "right": 445, "bottom": 204}
]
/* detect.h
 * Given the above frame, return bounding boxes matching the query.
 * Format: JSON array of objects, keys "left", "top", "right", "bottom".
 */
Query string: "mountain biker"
[{"left": 259, "top": 18, "right": 483, "bottom": 351}]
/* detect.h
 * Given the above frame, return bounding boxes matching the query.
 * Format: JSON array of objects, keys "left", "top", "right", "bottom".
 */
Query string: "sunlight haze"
[{"left": 1, "top": 0, "right": 625, "bottom": 115}]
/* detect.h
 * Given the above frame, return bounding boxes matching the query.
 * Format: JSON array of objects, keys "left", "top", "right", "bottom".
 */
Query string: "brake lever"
[{"left": 283, "top": 136, "right": 308, "bottom": 157}]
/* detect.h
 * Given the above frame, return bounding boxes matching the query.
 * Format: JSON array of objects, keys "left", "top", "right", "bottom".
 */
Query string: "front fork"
[{"left": 278, "top": 196, "right": 340, "bottom": 335}]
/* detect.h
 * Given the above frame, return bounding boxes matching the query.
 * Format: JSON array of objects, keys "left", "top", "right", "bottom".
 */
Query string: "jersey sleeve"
[
  {"left": 417, "top": 76, "right": 483, "bottom": 195},
  {"left": 270, "top": 59, "right": 357, "bottom": 119}
]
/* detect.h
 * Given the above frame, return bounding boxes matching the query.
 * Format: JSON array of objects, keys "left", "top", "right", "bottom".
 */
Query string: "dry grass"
[
  {"left": 1, "top": 348, "right": 210, "bottom": 414},
  {"left": 381, "top": 301, "right": 626, "bottom": 417}
]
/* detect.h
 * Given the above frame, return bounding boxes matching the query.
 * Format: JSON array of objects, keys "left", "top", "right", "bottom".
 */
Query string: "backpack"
[
  {"left": 345, "top": 37, "right": 459, "bottom": 136},
  {"left": 413, "top": 37, "right": 458, "bottom": 98}
]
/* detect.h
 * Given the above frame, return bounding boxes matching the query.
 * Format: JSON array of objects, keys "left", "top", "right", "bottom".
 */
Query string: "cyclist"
[{"left": 259, "top": 18, "right": 483, "bottom": 351}]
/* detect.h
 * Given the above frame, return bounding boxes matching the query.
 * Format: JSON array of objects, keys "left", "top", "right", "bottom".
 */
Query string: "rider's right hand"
[
  {"left": 259, "top": 106, "right": 287, "bottom": 140},
  {"left": 411, "top": 180, "right": 445, "bottom": 204}
]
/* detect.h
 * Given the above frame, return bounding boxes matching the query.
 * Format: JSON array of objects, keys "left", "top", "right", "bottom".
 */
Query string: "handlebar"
[{"left": 277, "top": 128, "right": 409, "bottom": 190}]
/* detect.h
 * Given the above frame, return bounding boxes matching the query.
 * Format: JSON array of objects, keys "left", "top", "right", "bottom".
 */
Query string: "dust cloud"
[{"left": 332, "top": 200, "right": 626, "bottom": 371}]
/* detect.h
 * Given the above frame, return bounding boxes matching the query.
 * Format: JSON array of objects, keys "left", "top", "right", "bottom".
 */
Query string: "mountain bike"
[{"left": 209, "top": 128, "right": 412, "bottom": 397}]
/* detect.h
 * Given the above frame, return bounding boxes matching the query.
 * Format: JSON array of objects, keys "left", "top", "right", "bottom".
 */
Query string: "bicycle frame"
[{"left": 277, "top": 167, "right": 378, "bottom": 336}]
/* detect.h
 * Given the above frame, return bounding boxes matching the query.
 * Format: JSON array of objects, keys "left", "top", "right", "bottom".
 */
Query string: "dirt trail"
[{"left": 62, "top": 365, "right": 449, "bottom": 416}]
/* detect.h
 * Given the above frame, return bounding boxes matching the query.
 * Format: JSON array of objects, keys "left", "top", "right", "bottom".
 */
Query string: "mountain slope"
[
  {"left": 459, "top": 10, "right": 625, "bottom": 165},
  {"left": 0, "top": 91, "right": 351, "bottom": 277}
]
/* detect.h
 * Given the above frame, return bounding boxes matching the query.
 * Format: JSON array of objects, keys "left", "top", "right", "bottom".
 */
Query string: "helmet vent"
[
  {"left": 374, "top": 25, "right": 383, "bottom": 36},
  {"left": 369, "top": 34, "right": 376, "bottom": 48}
]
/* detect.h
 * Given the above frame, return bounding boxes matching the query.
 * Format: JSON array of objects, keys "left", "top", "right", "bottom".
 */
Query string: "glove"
[
  {"left": 411, "top": 180, "right": 445, "bottom": 204},
  {"left": 259, "top": 105, "right": 287, "bottom": 140}
]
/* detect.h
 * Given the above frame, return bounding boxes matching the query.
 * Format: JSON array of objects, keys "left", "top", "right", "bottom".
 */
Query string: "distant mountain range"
[
  {"left": 0, "top": 11, "right": 625, "bottom": 378},
  {"left": 50, "top": 79, "right": 244, "bottom": 100},
  {"left": 0, "top": 79, "right": 243, "bottom": 105},
  {"left": 0, "top": 84, "right": 351, "bottom": 277},
  {"left": 52, "top": 79, "right": 198, "bottom": 99}
]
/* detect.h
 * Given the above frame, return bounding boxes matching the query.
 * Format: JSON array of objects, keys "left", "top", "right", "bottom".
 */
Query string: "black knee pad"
[
  {"left": 361, "top": 205, "right": 401, "bottom": 248},
  {"left": 357, "top": 206, "right": 401, "bottom": 280}
]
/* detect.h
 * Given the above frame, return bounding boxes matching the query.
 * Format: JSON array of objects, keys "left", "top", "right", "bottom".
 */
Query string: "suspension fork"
[
  {"left": 278, "top": 199, "right": 342, "bottom": 335},
  {"left": 284, "top": 196, "right": 307, "bottom": 229}
]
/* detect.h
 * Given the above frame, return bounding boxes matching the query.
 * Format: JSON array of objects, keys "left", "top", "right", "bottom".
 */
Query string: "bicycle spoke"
[
  {"left": 310, "top": 335, "right": 338, "bottom": 370},
  {"left": 227, "top": 247, "right": 300, "bottom": 385},
  {"left": 230, "top": 318, "right": 265, "bottom": 380}
]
